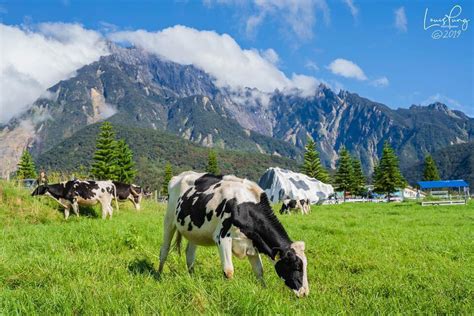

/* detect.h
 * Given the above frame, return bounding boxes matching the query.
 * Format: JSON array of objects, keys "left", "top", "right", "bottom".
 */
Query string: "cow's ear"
[{"left": 291, "top": 241, "right": 305, "bottom": 252}]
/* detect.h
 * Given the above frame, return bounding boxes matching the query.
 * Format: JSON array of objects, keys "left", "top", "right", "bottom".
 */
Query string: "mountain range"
[{"left": 0, "top": 44, "right": 472, "bottom": 187}]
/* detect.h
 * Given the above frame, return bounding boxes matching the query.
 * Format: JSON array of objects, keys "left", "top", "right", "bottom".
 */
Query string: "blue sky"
[{"left": 1, "top": 0, "right": 473, "bottom": 116}]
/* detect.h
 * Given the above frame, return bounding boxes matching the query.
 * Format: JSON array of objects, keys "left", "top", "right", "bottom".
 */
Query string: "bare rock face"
[
  {"left": 88, "top": 88, "right": 116, "bottom": 124},
  {"left": 0, "top": 121, "right": 35, "bottom": 179}
]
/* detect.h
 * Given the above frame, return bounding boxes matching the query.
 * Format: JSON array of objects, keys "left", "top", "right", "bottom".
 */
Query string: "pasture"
[{"left": 1, "top": 181, "right": 473, "bottom": 314}]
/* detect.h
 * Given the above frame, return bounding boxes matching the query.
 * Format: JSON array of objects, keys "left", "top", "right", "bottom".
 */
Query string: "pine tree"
[
  {"left": 351, "top": 157, "right": 366, "bottom": 197},
  {"left": 17, "top": 149, "right": 37, "bottom": 180},
  {"left": 373, "top": 142, "right": 406, "bottom": 201},
  {"left": 206, "top": 150, "right": 220, "bottom": 175},
  {"left": 115, "top": 139, "right": 137, "bottom": 183},
  {"left": 162, "top": 162, "right": 173, "bottom": 196},
  {"left": 301, "top": 138, "right": 331, "bottom": 183},
  {"left": 423, "top": 155, "right": 440, "bottom": 181},
  {"left": 91, "top": 122, "right": 118, "bottom": 180},
  {"left": 334, "top": 148, "right": 354, "bottom": 201}
]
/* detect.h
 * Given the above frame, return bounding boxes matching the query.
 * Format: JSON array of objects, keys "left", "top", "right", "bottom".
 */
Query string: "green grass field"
[{"left": 1, "top": 181, "right": 473, "bottom": 314}]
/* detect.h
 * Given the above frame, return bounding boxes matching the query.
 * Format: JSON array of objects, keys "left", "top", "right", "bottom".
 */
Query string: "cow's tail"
[
  {"left": 113, "top": 183, "right": 119, "bottom": 212},
  {"left": 172, "top": 231, "right": 182, "bottom": 255}
]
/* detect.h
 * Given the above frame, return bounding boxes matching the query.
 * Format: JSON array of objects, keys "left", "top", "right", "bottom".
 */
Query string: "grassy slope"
[{"left": 1, "top": 181, "right": 473, "bottom": 314}]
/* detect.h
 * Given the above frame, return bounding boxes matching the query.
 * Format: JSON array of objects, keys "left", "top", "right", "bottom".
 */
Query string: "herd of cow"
[
  {"left": 30, "top": 172, "right": 310, "bottom": 297},
  {"left": 31, "top": 180, "right": 150, "bottom": 219}
]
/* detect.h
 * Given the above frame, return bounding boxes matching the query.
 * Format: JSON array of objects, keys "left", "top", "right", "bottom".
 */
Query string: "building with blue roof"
[
  {"left": 417, "top": 180, "right": 470, "bottom": 203},
  {"left": 417, "top": 180, "right": 469, "bottom": 190}
]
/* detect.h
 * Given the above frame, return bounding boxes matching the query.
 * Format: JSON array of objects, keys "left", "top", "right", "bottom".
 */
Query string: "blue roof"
[{"left": 418, "top": 180, "right": 469, "bottom": 189}]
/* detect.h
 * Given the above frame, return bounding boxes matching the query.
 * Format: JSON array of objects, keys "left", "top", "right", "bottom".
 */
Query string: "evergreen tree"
[
  {"left": 351, "top": 157, "right": 366, "bottom": 197},
  {"left": 301, "top": 138, "right": 330, "bottom": 183},
  {"left": 91, "top": 122, "right": 118, "bottom": 180},
  {"left": 115, "top": 139, "right": 137, "bottom": 183},
  {"left": 373, "top": 142, "right": 406, "bottom": 201},
  {"left": 423, "top": 155, "right": 440, "bottom": 181},
  {"left": 162, "top": 162, "right": 173, "bottom": 196},
  {"left": 206, "top": 149, "right": 220, "bottom": 175},
  {"left": 17, "top": 149, "right": 37, "bottom": 180},
  {"left": 334, "top": 148, "right": 354, "bottom": 201}
]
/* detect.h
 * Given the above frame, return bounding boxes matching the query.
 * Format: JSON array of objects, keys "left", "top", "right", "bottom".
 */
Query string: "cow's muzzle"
[{"left": 293, "top": 286, "right": 309, "bottom": 298}]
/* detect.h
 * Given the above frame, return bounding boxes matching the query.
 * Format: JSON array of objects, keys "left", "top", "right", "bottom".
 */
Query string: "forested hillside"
[
  {"left": 36, "top": 123, "right": 298, "bottom": 189},
  {"left": 404, "top": 142, "right": 474, "bottom": 190}
]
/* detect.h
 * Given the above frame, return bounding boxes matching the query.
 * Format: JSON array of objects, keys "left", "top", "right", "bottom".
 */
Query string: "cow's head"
[
  {"left": 274, "top": 241, "right": 309, "bottom": 297},
  {"left": 130, "top": 185, "right": 146, "bottom": 210},
  {"left": 143, "top": 187, "right": 152, "bottom": 197},
  {"left": 31, "top": 185, "right": 48, "bottom": 196}
]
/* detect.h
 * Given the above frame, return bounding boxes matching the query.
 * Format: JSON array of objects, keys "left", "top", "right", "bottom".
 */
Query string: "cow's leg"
[
  {"left": 129, "top": 197, "right": 140, "bottom": 211},
  {"left": 73, "top": 203, "right": 80, "bottom": 217},
  {"left": 216, "top": 236, "right": 234, "bottom": 279},
  {"left": 186, "top": 241, "right": 198, "bottom": 273},
  {"left": 248, "top": 253, "right": 264, "bottom": 280},
  {"left": 64, "top": 206, "right": 70, "bottom": 219},
  {"left": 108, "top": 204, "right": 113, "bottom": 219},
  {"left": 101, "top": 205, "right": 107, "bottom": 219},
  {"left": 99, "top": 200, "right": 110, "bottom": 219},
  {"left": 158, "top": 215, "right": 177, "bottom": 274},
  {"left": 107, "top": 198, "right": 114, "bottom": 219}
]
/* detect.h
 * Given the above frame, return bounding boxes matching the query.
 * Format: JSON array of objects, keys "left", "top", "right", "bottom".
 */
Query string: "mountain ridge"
[{"left": 0, "top": 45, "right": 472, "bottom": 180}]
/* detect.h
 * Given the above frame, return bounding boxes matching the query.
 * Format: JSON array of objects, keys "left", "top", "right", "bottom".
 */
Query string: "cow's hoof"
[{"left": 223, "top": 269, "right": 234, "bottom": 279}]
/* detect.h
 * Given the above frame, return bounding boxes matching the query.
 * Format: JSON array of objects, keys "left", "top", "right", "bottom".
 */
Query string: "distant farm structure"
[{"left": 418, "top": 180, "right": 470, "bottom": 206}]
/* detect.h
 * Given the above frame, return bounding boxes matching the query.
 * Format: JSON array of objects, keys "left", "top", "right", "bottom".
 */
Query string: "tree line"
[
  {"left": 15, "top": 122, "right": 221, "bottom": 195},
  {"left": 299, "top": 138, "right": 440, "bottom": 200},
  {"left": 16, "top": 122, "right": 442, "bottom": 198}
]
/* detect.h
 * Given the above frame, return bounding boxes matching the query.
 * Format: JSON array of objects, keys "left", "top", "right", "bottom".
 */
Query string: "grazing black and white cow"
[
  {"left": 158, "top": 171, "right": 309, "bottom": 297},
  {"left": 32, "top": 180, "right": 118, "bottom": 219},
  {"left": 280, "top": 199, "right": 310, "bottom": 215},
  {"left": 113, "top": 181, "right": 149, "bottom": 210}
]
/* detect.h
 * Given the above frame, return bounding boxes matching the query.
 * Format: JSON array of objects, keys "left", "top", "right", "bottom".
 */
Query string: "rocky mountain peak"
[{"left": 0, "top": 45, "right": 472, "bottom": 180}]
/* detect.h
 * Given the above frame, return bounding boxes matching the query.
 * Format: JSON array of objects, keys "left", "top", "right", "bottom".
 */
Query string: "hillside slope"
[
  {"left": 35, "top": 123, "right": 298, "bottom": 188},
  {"left": 404, "top": 142, "right": 474, "bottom": 190}
]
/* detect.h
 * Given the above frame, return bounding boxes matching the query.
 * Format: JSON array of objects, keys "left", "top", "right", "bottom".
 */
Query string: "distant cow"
[
  {"left": 280, "top": 199, "right": 310, "bottom": 215},
  {"left": 113, "top": 181, "right": 149, "bottom": 210},
  {"left": 159, "top": 171, "right": 309, "bottom": 297},
  {"left": 32, "top": 180, "right": 118, "bottom": 219}
]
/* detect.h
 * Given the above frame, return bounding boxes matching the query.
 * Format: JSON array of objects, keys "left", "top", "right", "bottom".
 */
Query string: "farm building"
[
  {"left": 418, "top": 180, "right": 470, "bottom": 197},
  {"left": 418, "top": 180, "right": 470, "bottom": 205},
  {"left": 258, "top": 167, "right": 334, "bottom": 204},
  {"left": 394, "top": 186, "right": 426, "bottom": 200}
]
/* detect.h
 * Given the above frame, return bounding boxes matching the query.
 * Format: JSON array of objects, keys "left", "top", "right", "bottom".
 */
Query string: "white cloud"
[
  {"left": 109, "top": 25, "right": 319, "bottom": 95},
  {"left": 421, "top": 93, "right": 472, "bottom": 116},
  {"left": 343, "top": 0, "right": 358, "bottom": 19},
  {"left": 422, "top": 93, "right": 461, "bottom": 107},
  {"left": 370, "top": 76, "right": 389, "bottom": 87},
  {"left": 207, "top": 0, "right": 330, "bottom": 42},
  {"left": 0, "top": 23, "right": 109, "bottom": 124},
  {"left": 305, "top": 60, "right": 319, "bottom": 71},
  {"left": 327, "top": 58, "right": 367, "bottom": 80},
  {"left": 261, "top": 48, "right": 279, "bottom": 64},
  {"left": 394, "top": 7, "right": 407, "bottom": 32}
]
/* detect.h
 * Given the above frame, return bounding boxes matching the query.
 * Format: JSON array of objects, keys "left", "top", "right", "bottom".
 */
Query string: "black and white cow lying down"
[
  {"left": 280, "top": 199, "right": 310, "bottom": 215},
  {"left": 32, "top": 180, "right": 118, "bottom": 219},
  {"left": 159, "top": 171, "right": 309, "bottom": 297},
  {"left": 113, "top": 181, "right": 149, "bottom": 211}
]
